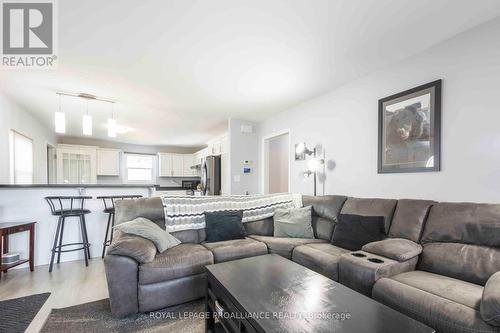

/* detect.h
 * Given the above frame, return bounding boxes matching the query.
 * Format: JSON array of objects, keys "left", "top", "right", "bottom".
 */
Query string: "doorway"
[{"left": 263, "top": 131, "right": 290, "bottom": 194}]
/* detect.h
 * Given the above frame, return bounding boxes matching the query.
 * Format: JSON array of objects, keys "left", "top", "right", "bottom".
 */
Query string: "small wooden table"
[{"left": 0, "top": 222, "right": 36, "bottom": 279}]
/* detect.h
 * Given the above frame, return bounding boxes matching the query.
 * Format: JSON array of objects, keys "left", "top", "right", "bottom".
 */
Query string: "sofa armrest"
[
  {"left": 362, "top": 238, "right": 422, "bottom": 262},
  {"left": 104, "top": 254, "right": 139, "bottom": 318},
  {"left": 481, "top": 271, "right": 500, "bottom": 327},
  {"left": 107, "top": 232, "right": 157, "bottom": 264}
]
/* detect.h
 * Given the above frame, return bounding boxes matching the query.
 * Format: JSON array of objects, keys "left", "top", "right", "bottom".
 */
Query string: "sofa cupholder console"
[
  {"left": 367, "top": 258, "right": 384, "bottom": 264},
  {"left": 339, "top": 251, "right": 418, "bottom": 296}
]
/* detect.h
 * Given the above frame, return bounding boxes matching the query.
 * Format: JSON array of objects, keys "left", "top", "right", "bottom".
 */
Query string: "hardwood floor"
[{"left": 0, "top": 259, "right": 108, "bottom": 333}]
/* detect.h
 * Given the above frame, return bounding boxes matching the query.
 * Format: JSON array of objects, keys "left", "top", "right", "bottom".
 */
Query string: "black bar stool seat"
[
  {"left": 52, "top": 209, "right": 91, "bottom": 216},
  {"left": 98, "top": 195, "right": 143, "bottom": 258},
  {"left": 45, "top": 196, "right": 92, "bottom": 272}
]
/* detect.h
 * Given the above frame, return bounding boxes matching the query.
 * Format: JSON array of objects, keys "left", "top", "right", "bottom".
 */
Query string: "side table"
[{"left": 0, "top": 222, "right": 36, "bottom": 279}]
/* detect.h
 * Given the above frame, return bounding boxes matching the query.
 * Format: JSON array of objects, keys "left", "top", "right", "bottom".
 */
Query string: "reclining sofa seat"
[
  {"left": 248, "top": 195, "right": 347, "bottom": 259},
  {"left": 337, "top": 199, "right": 435, "bottom": 295},
  {"left": 372, "top": 202, "right": 500, "bottom": 333},
  {"left": 292, "top": 196, "right": 402, "bottom": 282}
]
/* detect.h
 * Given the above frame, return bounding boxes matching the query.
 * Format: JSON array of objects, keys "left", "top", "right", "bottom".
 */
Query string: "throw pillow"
[
  {"left": 273, "top": 206, "right": 314, "bottom": 238},
  {"left": 113, "top": 217, "right": 180, "bottom": 253},
  {"left": 204, "top": 210, "right": 246, "bottom": 243},
  {"left": 331, "top": 214, "right": 385, "bottom": 251}
]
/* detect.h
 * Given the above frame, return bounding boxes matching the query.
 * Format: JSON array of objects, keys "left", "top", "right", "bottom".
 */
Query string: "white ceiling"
[{"left": 2, "top": 0, "right": 500, "bottom": 146}]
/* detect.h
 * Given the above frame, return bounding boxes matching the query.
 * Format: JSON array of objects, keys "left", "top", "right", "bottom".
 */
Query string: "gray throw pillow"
[
  {"left": 114, "top": 217, "right": 180, "bottom": 253},
  {"left": 273, "top": 206, "right": 314, "bottom": 238}
]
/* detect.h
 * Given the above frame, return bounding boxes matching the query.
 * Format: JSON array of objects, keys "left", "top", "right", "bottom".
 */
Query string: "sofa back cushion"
[
  {"left": 302, "top": 195, "right": 347, "bottom": 241},
  {"left": 418, "top": 242, "right": 500, "bottom": 285},
  {"left": 340, "top": 197, "right": 397, "bottom": 234},
  {"left": 244, "top": 218, "right": 274, "bottom": 236},
  {"left": 389, "top": 199, "right": 435, "bottom": 242},
  {"left": 419, "top": 202, "right": 500, "bottom": 285},
  {"left": 115, "top": 197, "right": 165, "bottom": 229}
]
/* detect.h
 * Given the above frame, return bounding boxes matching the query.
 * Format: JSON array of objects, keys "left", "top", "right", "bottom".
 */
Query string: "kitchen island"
[{"left": 0, "top": 184, "right": 183, "bottom": 269}]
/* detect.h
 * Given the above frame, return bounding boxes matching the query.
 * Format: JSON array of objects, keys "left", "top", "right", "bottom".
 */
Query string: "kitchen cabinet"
[
  {"left": 183, "top": 154, "right": 197, "bottom": 176},
  {"left": 172, "top": 154, "right": 184, "bottom": 176},
  {"left": 56, "top": 145, "right": 97, "bottom": 184},
  {"left": 158, "top": 153, "right": 173, "bottom": 177},
  {"left": 159, "top": 153, "right": 197, "bottom": 177},
  {"left": 97, "top": 148, "right": 120, "bottom": 176}
]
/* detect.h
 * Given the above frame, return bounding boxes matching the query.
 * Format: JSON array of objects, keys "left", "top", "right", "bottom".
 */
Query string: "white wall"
[
  {"left": 229, "top": 118, "right": 259, "bottom": 195},
  {"left": 266, "top": 133, "right": 289, "bottom": 193},
  {"left": 258, "top": 17, "right": 500, "bottom": 203},
  {"left": 0, "top": 94, "right": 57, "bottom": 184}
]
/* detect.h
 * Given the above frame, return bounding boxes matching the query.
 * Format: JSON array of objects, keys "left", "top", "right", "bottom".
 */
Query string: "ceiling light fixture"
[
  {"left": 108, "top": 104, "right": 117, "bottom": 138},
  {"left": 55, "top": 94, "right": 66, "bottom": 134},
  {"left": 82, "top": 100, "right": 92, "bottom": 136},
  {"left": 55, "top": 91, "right": 116, "bottom": 137}
]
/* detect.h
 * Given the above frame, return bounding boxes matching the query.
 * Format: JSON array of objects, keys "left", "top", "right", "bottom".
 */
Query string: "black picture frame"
[{"left": 378, "top": 80, "right": 441, "bottom": 174}]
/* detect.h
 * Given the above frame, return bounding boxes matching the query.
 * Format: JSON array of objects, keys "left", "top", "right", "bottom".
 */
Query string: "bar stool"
[
  {"left": 97, "top": 195, "right": 143, "bottom": 258},
  {"left": 45, "top": 196, "right": 92, "bottom": 272}
]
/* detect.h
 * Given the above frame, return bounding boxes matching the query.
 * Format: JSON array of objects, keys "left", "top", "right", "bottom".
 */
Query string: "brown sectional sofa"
[{"left": 104, "top": 195, "right": 500, "bottom": 333}]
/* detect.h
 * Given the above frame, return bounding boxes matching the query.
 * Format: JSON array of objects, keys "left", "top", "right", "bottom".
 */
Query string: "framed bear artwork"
[{"left": 378, "top": 80, "right": 441, "bottom": 173}]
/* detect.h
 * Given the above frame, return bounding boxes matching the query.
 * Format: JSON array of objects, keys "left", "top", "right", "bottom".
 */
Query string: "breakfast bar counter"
[{"left": 0, "top": 184, "right": 167, "bottom": 270}]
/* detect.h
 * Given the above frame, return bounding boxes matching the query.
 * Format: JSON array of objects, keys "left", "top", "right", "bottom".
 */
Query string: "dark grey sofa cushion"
[
  {"left": 388, "top": 199, "right": 435, "bottom": 242},
  {"left": 202, "top": 238, "right": 268, "bottom": 263},
  {"left": 248, "top": 235, "right": 326, "bottom": 259},
  {"left": 340, "top": 197, "right": 397, "bottom": 233},
  {"left": 373, "top": 273, "right": 496, "bottom": 333},
  {"left": 292, "top": 243, "right": 349, "bottom": 281},
  {"left": 204, "top": 210, "right": 246, "bottom": 242},
  {"left": 481, "top": 271, "right": 500, "bottom": 327},
  {"left": 302, "top": 195, "right": 348, "bottom": 241},
  {"left": 302, "top": 195, "right": 347, "bottom": 221},
  {"left": 138, "top": 243, "right": 213, "bottom": 285},
  {"left": 244, "top": 217, "right": 274, "bottom": 236},
  {"left": 331, "top": 214, "right": 385, "bottom": 251},
  {"left": 362, "top": 238, "right": 422, "bottom": 262},
  {"left": 114, "top": 197, "right": 165, "bottom": 229},
  {"left": 107, "top": 233, "right": 157, "bottom": 264},
  {"left": 418, "top": 242, "right": 500, "bottom": 286},
  {"left": 422, "top": 202, "right": 500, "bottom": 247}
]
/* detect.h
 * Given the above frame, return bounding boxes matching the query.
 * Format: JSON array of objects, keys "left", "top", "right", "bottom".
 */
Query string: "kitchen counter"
[{"left": 0, "top": 184, "right": 187, "bottom": 189}]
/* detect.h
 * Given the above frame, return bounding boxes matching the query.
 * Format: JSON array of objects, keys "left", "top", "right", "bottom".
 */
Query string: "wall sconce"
[{"left": 296, "top": 143, "right": 324, "bottom": 196}]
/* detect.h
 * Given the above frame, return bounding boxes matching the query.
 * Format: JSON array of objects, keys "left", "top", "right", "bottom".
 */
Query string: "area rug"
[
  {"left": 41, "top": 298, "right": 206, "bottom": 333},
  {"left": 0, "top": 292, "right": 51, "bottom": 333}
]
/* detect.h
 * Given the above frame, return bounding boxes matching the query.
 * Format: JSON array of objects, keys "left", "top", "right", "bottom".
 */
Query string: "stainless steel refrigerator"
[{"left": 201, "top": 156, "right": 221, "bottom": 195}]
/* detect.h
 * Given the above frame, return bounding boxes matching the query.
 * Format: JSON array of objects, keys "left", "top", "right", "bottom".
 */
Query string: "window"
[
  {"left": 9, "top": 130, "right": 34, "bottom": 184},
  {"left": 125, "top": 153, "right": 154, "bottom": 182}
]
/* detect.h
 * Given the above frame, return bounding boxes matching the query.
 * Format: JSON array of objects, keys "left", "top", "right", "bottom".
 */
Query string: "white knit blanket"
[{"left": 161, "top": 193, "right": 302, "bottom": 232}]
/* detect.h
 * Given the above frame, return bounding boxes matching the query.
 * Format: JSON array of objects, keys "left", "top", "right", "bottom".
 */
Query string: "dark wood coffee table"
[{"left": 205, "top": 254, "right": 434, "bottom": 333}]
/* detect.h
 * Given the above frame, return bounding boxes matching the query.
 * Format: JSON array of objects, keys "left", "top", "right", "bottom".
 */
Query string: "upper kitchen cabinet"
[
  {"left": 159, "top": 153, "right": 196, "bottom": 177},
  {"left": 97, "top": 148, "right": 121, "bottom": 176},
  {"left": 56, "top": 144, "right": 97, "bottom": 184},
  {"left": 207, "top": 134, "right": 229, "bottom": 156},
  {"left": 183, "top": 154, "right": 197, "bottom": 176},
  {"left": 172, "top": 154, "right": 184, "bottom": 176}
]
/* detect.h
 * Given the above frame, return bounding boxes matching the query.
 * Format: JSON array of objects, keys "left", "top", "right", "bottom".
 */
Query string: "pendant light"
[
  {"left": 82, "top": 100, "right": 92, "bottom": 135},
  {"left": 108, "top": 104, "right": 117, "bottom": 138},
  {"left": 55, "top": 94, "right": 66, "bottom": 134}
]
